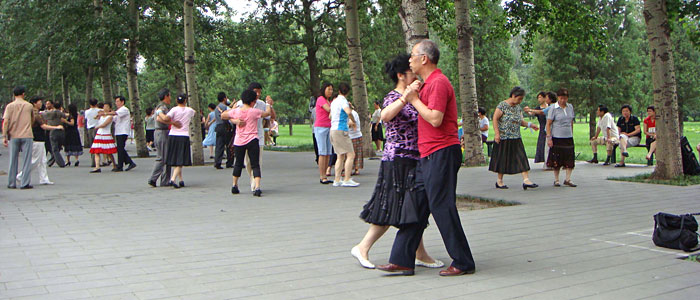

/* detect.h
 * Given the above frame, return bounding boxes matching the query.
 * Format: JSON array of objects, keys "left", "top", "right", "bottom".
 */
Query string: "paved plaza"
[{"left": 1, "top": 144, "right": 699, "bottom": 299}]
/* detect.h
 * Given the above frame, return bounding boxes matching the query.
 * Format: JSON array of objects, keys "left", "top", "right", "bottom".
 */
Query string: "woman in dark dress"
[
  {"left": 351, "top": 54, "right": 442, "bottom": 270},
  {"left": 64, "top": 104, "right": 84, "bottom": 166},
  {"left": 529, "top": 92, "right": 549, "bottom": 163}
]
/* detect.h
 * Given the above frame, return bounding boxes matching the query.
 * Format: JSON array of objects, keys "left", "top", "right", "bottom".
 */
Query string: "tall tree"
[
  {"left": 399, "top": 0, "right": 429, "bottom": 52},
  {"left": 94, "top": 0, "right": 114, "bottom": 103},
  {"left": 184, "top": 0, "right": 204, "bottom": 165},
  {"left": 455, "top": 0, "right": 485, "bottom": 166},
  {"left": 126, "top": 0, "right": 149, "bottom": 157},
  {"left": 344, "top": 0, "right": 374, "bottom": 156},
  {"left": 643, "top": 0, "right": 682, "bottom": 178}
]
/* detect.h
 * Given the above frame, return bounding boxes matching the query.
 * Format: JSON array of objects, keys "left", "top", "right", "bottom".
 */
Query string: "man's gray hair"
[{"left": 417, "top": 39, "right": 440, "bottom": 65}]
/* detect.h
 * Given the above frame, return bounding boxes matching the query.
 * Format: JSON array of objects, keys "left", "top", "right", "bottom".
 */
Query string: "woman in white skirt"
[{"left": 89, "top": 103, "right": 118, "bottom": 173}]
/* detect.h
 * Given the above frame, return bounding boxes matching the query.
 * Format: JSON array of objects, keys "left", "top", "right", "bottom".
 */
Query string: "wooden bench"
[{"left": 610, "top": 143, "right": 653, "bottom": 165}]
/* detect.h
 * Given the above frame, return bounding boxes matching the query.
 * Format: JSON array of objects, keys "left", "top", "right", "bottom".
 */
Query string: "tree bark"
[
  {"left": 126, "top": 0, "right": 149, "bottom": 158},
  {"left": 455, "top": 0, "right": 485, "bottom": 166},
  {"left": 643, "top": 0, "right": 683, "bottom": 179},
  {"left": 302, "top": 0, "right": 321, "bottom": 97},
  {"left": 345, "top": 0, "right": 374, "bottom": 158},
  {"left": 46, "top": 50, "right": 54, "bottom": 102},
  {"left": 175, "top": 73, "right": 186, "bottom": 95},
  {"left": 184, "top": 0, "right": 204, "bottom": 165},
  {"left": 61, "top": 73, "right": 70, "bottom": 107},
  {"left": 398, "top": 0, "right": 429, "bottom": 52},
  {"left": 85, "top": 65, "right": 94, "bottom": 105},
  {"left": 94, "top": 0, "right": 113, "bottom": 103}
]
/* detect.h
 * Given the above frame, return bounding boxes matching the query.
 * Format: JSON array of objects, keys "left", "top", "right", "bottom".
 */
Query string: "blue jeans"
[{"left": 8, "top": 138, "right": 33, "bottom": 188}]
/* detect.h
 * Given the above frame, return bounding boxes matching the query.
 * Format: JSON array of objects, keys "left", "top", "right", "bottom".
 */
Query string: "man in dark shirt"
[
  {"left": 43, "top": 101, "right": 68, "bottom": 168},
  {"left": 615, "top": 104, "right": 641, "bottom": 167},
  {"left": 16, "top": 97, "right": 63, "bottom": 185},
  {"left": 377, "top": 40, "right": 475, "bottom": 277},
  {"left": 214, "top": 92, "right": 233, "bottom": 169},
  {"left": 148, "top": 88, "right": 176, "bottom": 187}
]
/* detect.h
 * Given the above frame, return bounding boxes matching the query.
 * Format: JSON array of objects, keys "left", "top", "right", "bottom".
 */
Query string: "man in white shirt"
[
  {"left": 112, "top": 96, "right": 136, "bottom": 171},
  {"left": 84, "top": 98, "right": 100, "bottom": 167},
  {"left": 588, "top": 105, "right": 619, "bottom": 165}
]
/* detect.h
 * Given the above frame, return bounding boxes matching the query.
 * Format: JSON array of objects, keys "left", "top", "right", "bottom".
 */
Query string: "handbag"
[{"left": 652, "top": 212, "right": 700, "bottom": 252}]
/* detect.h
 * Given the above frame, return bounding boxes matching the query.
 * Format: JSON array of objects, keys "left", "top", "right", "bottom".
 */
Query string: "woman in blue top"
[{"left": 202, "top": 103, "right": 217, "bottom": 158}]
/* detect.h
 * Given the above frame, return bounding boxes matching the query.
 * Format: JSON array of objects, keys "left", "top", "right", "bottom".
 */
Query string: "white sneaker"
[
  {"left": 341, "top": 179, "right": 360, "bottom": 187},
  {"left": 333, "top": 180, "right": 342, "bottom": 187},
  {"left": 351, "top": 246, "right": 375, "bottom": 269},
  {"left": 415, "top": 258, "right": 445, "bottom": 268},
  {"left": 40, "top": 181, "right": 55, "bottom": 185}
]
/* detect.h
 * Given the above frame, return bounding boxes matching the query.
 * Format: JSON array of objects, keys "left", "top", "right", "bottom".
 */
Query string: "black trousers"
[
  {"left": 215, "top": 124, "right": 232, "bottom": 167},
  {"left": 115, "top": 135, "right": 134, "bottom": 169},
  {"left": 233, "top": 139, "right": 261, "bottom": 178},
  {"left": 388, "top": 144, "right": 475, "bottom": 271}
]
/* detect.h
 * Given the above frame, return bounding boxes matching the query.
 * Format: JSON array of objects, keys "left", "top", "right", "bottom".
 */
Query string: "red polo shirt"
[{"left": 417, "top": 69, "right": 460, "bottom": 157}]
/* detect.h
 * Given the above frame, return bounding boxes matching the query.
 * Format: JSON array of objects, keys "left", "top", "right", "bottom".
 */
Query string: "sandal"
[
  {"left": 563, "top": 180, "right": 577, "bottom": 187},
  {"left": 553, "top": 181, "right": 561, "bottom": 187},
  {"left": 614, "top": 163, "right": 626, "bottom": 168},
  {"left": 320, "top": 179, "right": 333, "bottom": 185}
]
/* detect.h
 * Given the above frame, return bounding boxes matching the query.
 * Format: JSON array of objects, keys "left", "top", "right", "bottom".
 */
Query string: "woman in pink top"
[
  {"left": 165, "top": 94, "right": 196, "bottom": 188},
  {"left": 314, "top": 82, "right": 334, "bottom": 184},
  {"left": 223, "top": 90, "right": 271, "bottom": 197}
]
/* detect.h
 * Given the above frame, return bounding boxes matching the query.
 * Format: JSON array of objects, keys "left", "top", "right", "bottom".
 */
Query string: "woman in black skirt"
[
  {"left": 165, "top": 94, "right": 196, "bottom": 188},
  {"left": 351, "top": 54, "right": 441, "bottom": 269},
  {"left": 64, "top": 104, "right": 84, "bottom": 166},
  {"left": 370, "top": 101, "right": 384, "bottom": 152},
  {"left": 489, "top": 86, "right": 540, "bottom": 190},
  {"left": 546, "top": 88, "right": 577, "bottom": 187}
]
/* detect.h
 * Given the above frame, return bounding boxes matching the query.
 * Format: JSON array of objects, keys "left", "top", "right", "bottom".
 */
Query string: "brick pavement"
[{"left": 1, "top": 144, "right": 699, "bottom": 299}]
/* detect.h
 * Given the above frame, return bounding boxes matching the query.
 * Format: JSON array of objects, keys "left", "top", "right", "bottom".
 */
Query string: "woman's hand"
[
  {"left": 494, "top": 132, "right": 500, "bottom": 144},
  {"left": 547, "top": 138, "right": 553, "bottom": 147}
]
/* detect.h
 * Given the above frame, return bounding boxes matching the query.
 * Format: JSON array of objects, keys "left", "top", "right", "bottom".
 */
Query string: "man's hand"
[
  {"left": 590, "top": 136, "right": 597, "bottom": 141},
  {"left": 531, "top": 124, "right": 539, "bottom": 131},
  {"left": 172, "top": 121, "right": 182, "bottom": 128},
  {"left": 265, "top": 96, "right": 274, "bottom": 105}
]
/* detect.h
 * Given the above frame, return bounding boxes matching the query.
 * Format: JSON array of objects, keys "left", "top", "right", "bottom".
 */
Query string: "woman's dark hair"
[
  {"left": 241, "top": 89, "right": 257, "bottom": 105},
  {"left": 556, "top": 88, "right": 569, "bottom": 97},
  {"left": 248, "top": 82, "right": 263, "bottom": 91},
  {"left": 620, "top": 104, "right": 632, "bottom": 113},
  {"left": 546, "top": 92, "right": 557, "bottom": 104},
  {"left": 384, "top": 54, "right": 411, "bottom": 84},
  {"left": 598, "top": 105, "right": 609, "bottom": 113},
  {"left": 319, "top": 82, "right": 333, "bottom": 99},
  {"left": 537, "top": 91, "right": 547, "bottom": 98},
  {"left": 89, "top": 98, "right": 98, "bottom": 106},
  {"left": 68, "top": 104, "right": 78, "bottom": 120},
  {"left": 374, "top": 100, "right": 382, "bottom": 106},
  {"left": 208, "top": 103, "right": 216, "bottom": 110},
  {"left": 54, "top": 101, "right": 63, "bottom": 109},
  {"left": 478, "top": 107, "right": 486, "bottom": 115},
  {"left": 146, "top": 107, "right": 154, "bottom": 115},
  {"left": 217, "top": 92, "right": 227, "bottom": 102},
  {"left": 29, "top": 96, "right": 43, "bottom": 104},
  {"left": 338, "top": 82, "right": 351, "bottom": 95},
  {"left": 510, "top": 86, "right": 526, "bottom": 98},
  {"left": 647, "top": 105, "right": 655, "bottom": 112},
  {"left": 176, "top": 93, "right": 187, "bottom": 104}
]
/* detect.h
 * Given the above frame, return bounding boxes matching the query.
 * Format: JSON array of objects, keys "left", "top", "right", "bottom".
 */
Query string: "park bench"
[{"left": 610, "top": 143, "right": 654, "bottom": 166}]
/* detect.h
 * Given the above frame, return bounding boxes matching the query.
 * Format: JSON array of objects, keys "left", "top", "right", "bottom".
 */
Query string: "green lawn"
[{"left": 273, "top": 122, "right": 700, "bottom": 165}]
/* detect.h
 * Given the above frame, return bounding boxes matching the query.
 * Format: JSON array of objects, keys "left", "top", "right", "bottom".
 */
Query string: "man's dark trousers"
[
  {"left": 115, "top": 135, "right": 134, "bottom": 169},
  {"left": 214, "top": 124, "right": 232, "bottom": 167},
  {"left": 388, "top": 144, "right": 475, "bottom": 271}
]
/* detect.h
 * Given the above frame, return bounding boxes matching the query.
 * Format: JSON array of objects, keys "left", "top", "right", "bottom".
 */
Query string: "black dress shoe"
[
  {"left": 90, "top": 168, "right": 102, "bottom": 173},
  {"left": 125, "top": 163, "right": 137, "bottom": 171},
  {"left": 66, "top": 161, "right": 72, "bottom": 166},
  {"left": 225, "top": 164, "right": 233, "bottom": 168},
  {"left": 523, "top": 183, "right": 538, "bottom": 190},
  {"left": 20, "top": 185, "right": 33, "bottom": 189},
  {"left": 148, "top": 180, "right": 157, "bottom": 187},
  {"left": 376, "top": 263, "right": 414, "bottom": 276},
  {"left": 253, "top": 189, "right": 262, "bottom": 197},
  {"left": 231, "top": 186, "right": 240, "bottom": 194},
  {"left": 495, "top": 183, "right": 508, "bottom": 189},
  {"left": 179, "top": 181, "right": 185, "bottom": 187},
  {"left": 214, "top": 165, "right": 223, "bottom": 170},
  {"left": 74, "top": 161, "right": 79, "bottom": 167},
  {"left": 111, "top": 168, "right": 123, "bottom": 172},
  {"left": 170, "top": 181, "right": 180, "bottom": 189}
]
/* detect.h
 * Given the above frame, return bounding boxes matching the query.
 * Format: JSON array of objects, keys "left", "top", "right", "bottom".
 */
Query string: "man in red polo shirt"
[{"left": 377, "top": 40, "right": 475, "bottom": 276}]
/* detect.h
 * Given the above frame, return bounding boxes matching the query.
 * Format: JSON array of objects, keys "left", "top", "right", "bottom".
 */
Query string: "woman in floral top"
[
  {"left": 489, "top": 86, "right": 540, "bottom": 190},
  {"left": 351, "top": 54, "right": 441, "bottom": 270}
]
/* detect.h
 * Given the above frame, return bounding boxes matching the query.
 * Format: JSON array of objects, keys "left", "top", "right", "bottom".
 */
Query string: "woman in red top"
[{"left": 643, "top": 106, "right": 656, "bottom": 161}]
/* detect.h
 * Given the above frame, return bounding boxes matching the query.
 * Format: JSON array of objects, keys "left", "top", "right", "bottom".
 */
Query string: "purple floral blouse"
[{"left": 382, "top": 90, "right": 420, "bottom": 161}]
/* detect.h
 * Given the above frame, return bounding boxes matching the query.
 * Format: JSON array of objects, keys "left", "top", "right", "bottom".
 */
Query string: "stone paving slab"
[{"left": 1, "top": 143, "right": 699, "bottom": 299}]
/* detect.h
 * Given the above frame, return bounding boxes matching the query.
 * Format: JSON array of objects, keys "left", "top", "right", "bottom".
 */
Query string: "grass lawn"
[{"left": 273, "top": 121, "right": 700, "bottom": 165}]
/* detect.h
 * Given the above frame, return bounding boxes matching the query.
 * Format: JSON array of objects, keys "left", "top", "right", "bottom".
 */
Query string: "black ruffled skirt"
[
  {"left": 360, "top": 157, "right": 421, "bottom": 226},
  {"left": 166, "top": 135, "right": 192, "bottom": 166},
  {"left": 547, "top": 137, "right": 575, "bottom": 169},
  {"left": 488, "top": 138, "right": 530, "bottom": 174}
]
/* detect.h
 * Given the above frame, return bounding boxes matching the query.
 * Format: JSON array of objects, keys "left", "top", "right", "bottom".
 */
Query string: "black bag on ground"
[
  {"left": 652, "top": 212, "right": 700, "bottom": 252},
  {"left": 680, "top": 136, "right": 700, "bottom": 176}
]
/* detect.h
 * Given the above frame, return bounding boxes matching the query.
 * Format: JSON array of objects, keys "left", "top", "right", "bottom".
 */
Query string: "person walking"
[
  {"left": 202, "top": 103, "right": 217, "bottom": 158},
  {"left": 526, "top": 92, "right": 549, "bottom": 164},
  {"left": 353, "top": 54, "right": 442, "bottom": 270},
  {"left": 64, "top": 104, "right": 84, "bottom": 167},
  {"left": 148, "top": 88, "right": 176, "bottom": 187},
  {"left": 489, "top": 86, "right": 540, "bottom": 190},
  {"left": 545, "top": 88, "right": 577, "bottom": 187},
  {"left": 85, "top": 99, "right": 100, "bottom": 167},
  {"left": 224, "top": 89, "right": 272, "bottom": 197},
  {"left": 3, "top": 86, "right": 34, "bottom": 189},
  {"left": 16, "top": 96, "right": 62, "bottom": 185},
  {"left": 377, "top": 40, "right": 476, "bottom": 276},
  {"left": 329, "top": 83, "right": 359, "bottom": 187},
  {"left": 165, "top": 94, "right": 196, "bottom": 188},
  {"left": 214, "top": 92, "right": 233, "bottom": 169},
  {"left": 314, "top": 82, "right": 334, "bottom": 184},
  {"left": 112, "top": 96, "right": 136, "bottom": 172},
  {"left": 89, "top": 103, "right": 118, "bottom": 173}
]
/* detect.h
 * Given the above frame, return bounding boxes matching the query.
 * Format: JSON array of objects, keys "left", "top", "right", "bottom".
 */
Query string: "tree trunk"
[
  {"left": 46, "top": 50, "right": 54, "bottom": 102},
  {"left": 643, "top": 0, "right": 683, "bottom": 179},
  {"left": 289, "top": 118, "right": 293, "bottom": 136},
  {"left": 61, "top": 73, "right": 70, "bottom": 107},
  {"left": 398, "top": 0, "right": 428, "bottom": 52},
  {"left": 302, "top": 0, "right": 321, "bottom": 97},
  {"left": 588, "top": 110, "right": 596, "bottom": 138},
  {"left": 85, "top": 65, "right": 94, "bottom": 105},
  {"left": 184, "top": 0, "right": 204, "bottom": 165},
  {"left": 345, "top": 0, "right": 374, "bottom": 158},
  {"left": 95, "top": 0, "right": 113, "bottom": 103},
  {"left": 175, "top": 73, "right": 186, "bottom": 95},
  {"left": 455, "top": 0, "right": 485, "bottom": 166},
  {"left": 126, "top": 0, "right": 149, "bottom": 158}
]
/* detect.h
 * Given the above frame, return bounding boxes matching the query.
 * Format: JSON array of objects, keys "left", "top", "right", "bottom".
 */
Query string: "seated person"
[
  {"left": 588, "top": 105, "right": 619, "bottom": 165},
  {"left": 615, "top": 104, "right": 641, "bottom": 167},
  {"left": 643, "top": 106, "right": 656, "bottom": 161},
  {"left": 478, "top": 107, "right": 489, "bottom": 142}
]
